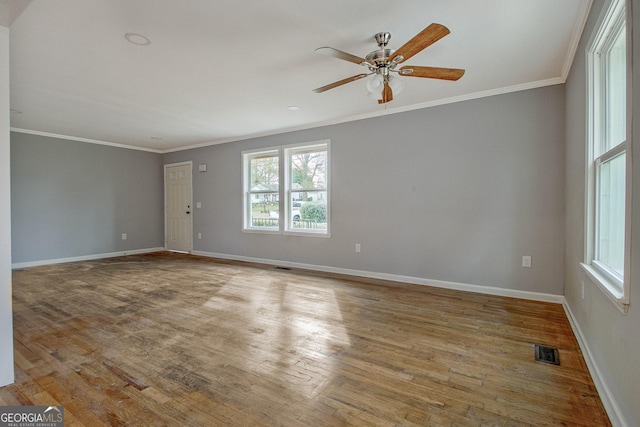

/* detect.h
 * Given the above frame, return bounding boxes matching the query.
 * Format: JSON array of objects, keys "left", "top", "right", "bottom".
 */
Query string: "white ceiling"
[{"left": 6, "top": 0, "right": 591, "bottom": 152}]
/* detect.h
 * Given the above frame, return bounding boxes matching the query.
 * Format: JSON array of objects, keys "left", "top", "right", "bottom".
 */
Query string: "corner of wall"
[{"left": 0, "top": 24, "right": 15, "bottom": 388}]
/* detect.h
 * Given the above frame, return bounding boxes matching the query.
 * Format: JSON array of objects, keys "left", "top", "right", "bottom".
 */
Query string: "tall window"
[
  {"left": 244, "top": 149, "right": 280, "bottom": 230},
  {"left": 242, "top": 140, "right": 330, "bottom": 236},
  {"left": 285, "top": 143, "right": 329, "bottom": 234},
  {"left": 584, "top": 0, "right": 630, "bottom": 308}
]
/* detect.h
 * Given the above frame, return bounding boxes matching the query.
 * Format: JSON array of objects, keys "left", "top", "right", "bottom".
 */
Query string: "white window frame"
[
  {"left": 242, "top": 140, "right": 331, "bottom": 237},
  {"left": 283, "top": 141, "right": 331, "bottom": 237},
  {"left": 242, "top": 148, "right": 280, "bottom": 234},
  {"left": 582, "top": 0, "right": 631, "bottom": 313}
]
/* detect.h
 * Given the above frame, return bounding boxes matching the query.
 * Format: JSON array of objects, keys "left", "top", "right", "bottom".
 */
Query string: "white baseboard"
[
  {"left": 191, "top": 250, "right": 564, "bottom": 304},
  {"left": 11, "top": 247, "right": 166, "bottom": 269},
  {"left": 562, "top": 301, "right": 629, "bottom": 427}
]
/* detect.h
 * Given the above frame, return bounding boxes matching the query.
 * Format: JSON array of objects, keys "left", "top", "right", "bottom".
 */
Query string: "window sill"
[
  {"left": 580, "top": 263, "right": 629, "bottom": 314},
  {"left": 242, "top": 228, "right": 331, "bottom": 238},
  {"left": 242, "top": 228, "right": 281, "bottom": 235},
  {"left": 283, "top": 230, "right": 331, "bottom": 238}
]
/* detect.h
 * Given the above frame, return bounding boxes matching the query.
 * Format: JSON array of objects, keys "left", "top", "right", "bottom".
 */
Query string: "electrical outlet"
[
  {"left": 198, "top": 232, "right": 202, "bottom": 240},
  {"left": 355, "top": 243, "right": 361, "bottom": 253},
  {"left": 522, "top": 256, "right": 531, "bottom": 268},
  {"left": 581, "top": 281, "right": 585, "bottom": 299},
  {"left": 121, "top": 233, "right": 127, "bottom": 240}
]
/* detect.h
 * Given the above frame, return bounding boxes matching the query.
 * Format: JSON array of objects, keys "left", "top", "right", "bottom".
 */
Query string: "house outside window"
[
  {"left": 583, "top": 0, "right": 630, "bottom": 311},
  {"left": 242, "top": 140, "right": 330, "bottom": 237}
]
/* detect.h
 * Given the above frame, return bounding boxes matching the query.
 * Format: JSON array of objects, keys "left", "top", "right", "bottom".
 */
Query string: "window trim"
[
  {"left": 242, "top": 140, "right": 331, "bottom": 237},
  {"left": 582, "top": 0, "right": 631, "bottom": 313}
]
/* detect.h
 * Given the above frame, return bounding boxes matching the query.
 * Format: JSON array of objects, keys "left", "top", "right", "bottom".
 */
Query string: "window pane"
[
  {"left": 596, "top": 151, "right": 626, "bottom": 278},
  {"left": 250, "top": 155, "right": 279, "bottom": 189},
  {"left": 290, "top": 191, "right": 328, "bottom": 231},
  {"left": 605, "top": 23, "right": 626, "bottom": 151},
  {"left": 290, "top": 149, "right": 327, "bottom": 190},
  {"left": 249, "top": 192, "right": 279, "bottom": 229}
]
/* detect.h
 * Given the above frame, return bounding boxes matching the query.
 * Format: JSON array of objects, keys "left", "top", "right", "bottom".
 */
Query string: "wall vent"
[{"left": 534, "top": 344, "right": 560, "bottom": 365}]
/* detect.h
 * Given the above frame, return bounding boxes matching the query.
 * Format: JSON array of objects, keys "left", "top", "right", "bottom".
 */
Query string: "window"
[
  {"left": 243, "top": 149, "right": 280, "bottom": 231},
  {"left": 583, "top": 0, "right": 630, "bottom": 310},
  {"left": 242, "top": 140, "right": 330, "bottom": 236},
  {"left": 284, "top": 143, "right": 329, "bottom": 234}
]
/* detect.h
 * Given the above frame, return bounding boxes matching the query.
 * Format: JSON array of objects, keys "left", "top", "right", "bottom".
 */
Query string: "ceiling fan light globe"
[{"left": 366, "top": 74, "right": 384, "bottom": 94}]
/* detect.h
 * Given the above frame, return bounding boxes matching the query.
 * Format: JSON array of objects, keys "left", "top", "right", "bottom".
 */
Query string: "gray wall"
[
  {"left": 11, "top": 132, "right": 165, "bottom": 264},
  {"left": 164, "top": 85, "right": 566, "bottom": 295},
  {"left": 565, "top": 0, "right": 640, "bottom": 425}
]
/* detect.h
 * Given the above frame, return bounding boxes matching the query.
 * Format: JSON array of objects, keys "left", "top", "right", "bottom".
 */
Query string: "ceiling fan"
[{"left": 313, "top": 23, "right": 465, "bottom": 104}]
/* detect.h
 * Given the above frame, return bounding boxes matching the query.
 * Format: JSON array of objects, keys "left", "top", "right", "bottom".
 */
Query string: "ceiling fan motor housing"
[
  {"left": 365, "top": 48, "right": 394, "bottom": 67},
  {"left": 365, "top": 48, "right": 398, "bottom": 80}
]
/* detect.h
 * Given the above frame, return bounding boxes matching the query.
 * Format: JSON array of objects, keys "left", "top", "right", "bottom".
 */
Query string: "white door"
[{"left": 165, "top": 163, "right": 192, "bottom": 253}]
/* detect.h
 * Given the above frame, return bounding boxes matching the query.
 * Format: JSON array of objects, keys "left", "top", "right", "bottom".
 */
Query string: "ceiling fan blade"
[
  {"left": 313, "top": 74, "right": 369, "bottom": 93},
  {"left": 315, "top": 47, "right": 368, "bottom": 66},
  {"left": 390, "top": 23, "right": 450, "bottom": 63},
  {"left": 399, "top": 66, "right": 465, "bottom": 81},
  {"left": 378, "top": 81, "right": 393, "bottom": 104}
]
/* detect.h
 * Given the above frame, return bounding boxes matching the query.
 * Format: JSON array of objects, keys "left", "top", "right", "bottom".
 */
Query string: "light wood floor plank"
[{"left": 4, "top": 252, "right": 610, "bottom": 426}]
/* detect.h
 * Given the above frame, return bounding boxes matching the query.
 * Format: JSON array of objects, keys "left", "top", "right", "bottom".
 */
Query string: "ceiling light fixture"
[
  {"left": 366, "top": 74, "right": 404, "bottom": 100},
  {"left": 124, "top": 33, "right": 151, "bottom": 46},
  {"left": 314, "top": 24, "right": 465, "bottom": 104},
  {"left": 287, "top": 106, "right": 301, "bottom": 111}
]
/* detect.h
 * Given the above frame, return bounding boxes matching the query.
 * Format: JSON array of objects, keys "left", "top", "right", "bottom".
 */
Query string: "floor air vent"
[
  {"left": 274, "top": 266, "right": 291, "bottom": 270},
  {"left": 534, "top": 344, "right": 560, "bottom": 365}
]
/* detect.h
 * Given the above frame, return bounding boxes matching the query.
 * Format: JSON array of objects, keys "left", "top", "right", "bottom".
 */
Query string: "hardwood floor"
[{"left": 3, "top": 252, "right": 610, "bottom": 426}]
